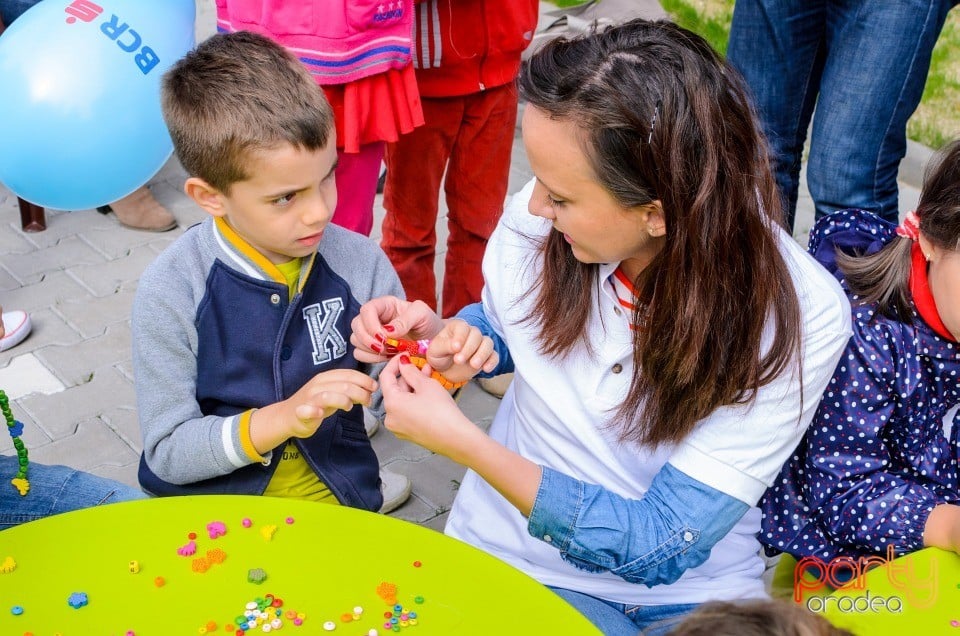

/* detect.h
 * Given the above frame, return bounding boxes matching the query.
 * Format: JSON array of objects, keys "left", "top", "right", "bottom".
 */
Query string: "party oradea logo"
[
  {"left": 63, "top": 0, "right": 160, "bottom": 74},
  {"left": 794, "top": 545, "right": 938, "bottom": 614}
]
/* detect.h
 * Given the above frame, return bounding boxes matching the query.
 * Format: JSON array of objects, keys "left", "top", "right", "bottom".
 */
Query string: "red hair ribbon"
[{"left": 895, "top": 210, "right": 921, "bottom": 241}]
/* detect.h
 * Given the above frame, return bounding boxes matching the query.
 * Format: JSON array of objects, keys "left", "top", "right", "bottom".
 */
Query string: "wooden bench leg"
[{"left": 17, "top": 197, "right": 46, "bottom": 232}]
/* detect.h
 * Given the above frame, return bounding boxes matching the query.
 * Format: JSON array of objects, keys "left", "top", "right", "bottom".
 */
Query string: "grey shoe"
[{"left": 378, "top": 468, "right": 411, "bottom": 514}]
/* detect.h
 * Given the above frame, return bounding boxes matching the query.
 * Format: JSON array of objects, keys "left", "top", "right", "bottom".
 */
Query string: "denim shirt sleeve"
[
  {"left": 455, "top": 302, "right": 514, "bottom": 378},
  {"left": 527, "top": 463, "right": 750, "bottom": 587}
]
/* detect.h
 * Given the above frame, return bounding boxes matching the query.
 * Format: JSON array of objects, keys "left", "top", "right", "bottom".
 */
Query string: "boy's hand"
[
  {"left": 283, "top": 369, "right": 377, "bottom": 438},
  {"left": 351, "top": 296, "right": 444, "bottom": 363},
  {"left": 426, "top": 319, "right": 499, "bottom": 384}
]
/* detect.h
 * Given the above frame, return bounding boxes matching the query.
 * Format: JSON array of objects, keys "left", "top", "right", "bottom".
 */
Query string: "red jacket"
[{"left": 413, "top": 0, "right": 539, "bottom": 97}]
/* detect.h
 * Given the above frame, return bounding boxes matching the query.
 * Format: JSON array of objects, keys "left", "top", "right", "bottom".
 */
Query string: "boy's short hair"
[{"left": 161, "top": 31, "right": 334, "bottom": 193}]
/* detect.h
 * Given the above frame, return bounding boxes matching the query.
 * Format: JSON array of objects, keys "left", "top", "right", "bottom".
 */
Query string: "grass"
[
  {"left": 658, "top": 0, "right": 960, "bottom": 150},
  {"left": 908, "top": 14, "right": 960, "bottom": 149},
  {"left": 661, "top": 0, "right": 733, "bottom": 55}
]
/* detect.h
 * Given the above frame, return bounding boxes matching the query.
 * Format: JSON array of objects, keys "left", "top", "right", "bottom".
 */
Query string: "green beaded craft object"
[{"left": 0, "top": 389, "right": 29, "bottom": 495}]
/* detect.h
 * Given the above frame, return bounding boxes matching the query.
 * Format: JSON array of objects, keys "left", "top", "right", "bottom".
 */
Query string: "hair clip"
[{"left": 647, "top": 100, "right": 661, "bottom": 145}]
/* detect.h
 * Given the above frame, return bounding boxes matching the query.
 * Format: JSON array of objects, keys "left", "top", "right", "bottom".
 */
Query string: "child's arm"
[
  {"left": 923, "top": 504, "right": 960, "bottom": 553},
  {"left": 133, "top": 254, "right": 269, "bottom": 485},
  {"left": 248, "top": 369, "right": 377, "bottom": 453},
  {"left": 792, "top": 328, "right": 953, "bottom": 556}
]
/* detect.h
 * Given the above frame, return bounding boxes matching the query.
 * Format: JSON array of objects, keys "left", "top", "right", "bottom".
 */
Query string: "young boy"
[{"left": 132, "top": 31, "right": 408, "bottom": 512}]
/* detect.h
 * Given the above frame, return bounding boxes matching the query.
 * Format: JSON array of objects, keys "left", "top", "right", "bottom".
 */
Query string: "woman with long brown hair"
[{"left": 353, "top": 18, "right": 851, "bottom": 635}]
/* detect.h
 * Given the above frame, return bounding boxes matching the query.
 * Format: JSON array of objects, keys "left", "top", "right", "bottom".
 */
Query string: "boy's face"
[{"left": 210, "top": 141, "right": 339, "bottom": 265}]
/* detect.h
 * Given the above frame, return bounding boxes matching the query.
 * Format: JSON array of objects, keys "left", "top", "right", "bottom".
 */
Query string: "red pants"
[
  {"left": 382, "top": 84, "right": 518, "bottom": 317},
  {"left": 331, "top": 141, "right": 384, "bottom": 236}
]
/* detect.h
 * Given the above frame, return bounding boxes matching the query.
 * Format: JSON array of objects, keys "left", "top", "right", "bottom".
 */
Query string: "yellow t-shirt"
[{"left": 261, "top": 257, "right": 339, "bottom": 504}]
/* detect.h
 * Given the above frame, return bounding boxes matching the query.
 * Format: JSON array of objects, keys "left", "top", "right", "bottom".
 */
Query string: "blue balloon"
[{"left": 0, "top": 0, "right": 195, "bottom": 210}]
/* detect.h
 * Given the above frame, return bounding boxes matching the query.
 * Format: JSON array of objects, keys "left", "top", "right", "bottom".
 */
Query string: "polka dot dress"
[{"left": 761, "top": 210, "right": 960, "bottom": 561}]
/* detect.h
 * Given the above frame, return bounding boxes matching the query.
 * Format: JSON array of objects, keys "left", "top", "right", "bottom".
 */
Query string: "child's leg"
[
  {"left": 331, "top": 141, "right": 385, "bottom": 236},
  {"left": 382, "top": 96, "right": 464, "bottom": 311},
  {"left": 0, "top": 457, "right": 144, "bottom": 530},
  {"left": 441, "top": 84, "right": 517, "bottom": 317}
]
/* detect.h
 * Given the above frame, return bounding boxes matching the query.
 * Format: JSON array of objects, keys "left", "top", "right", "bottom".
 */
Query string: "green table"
[
  {"left": 0, "top": 495, "right": 601, "bottom": 635},
  {"left": 821, "top": 547, "right": 960, "bottom": 635}
]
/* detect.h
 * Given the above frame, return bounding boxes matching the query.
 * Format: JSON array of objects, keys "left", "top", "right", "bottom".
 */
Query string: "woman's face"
[
  {"left": 923, "top": 238, "right": 960, "bottom": 340},
  {"left": 521, "top": 105, "right": 664, "bottom": 280}
]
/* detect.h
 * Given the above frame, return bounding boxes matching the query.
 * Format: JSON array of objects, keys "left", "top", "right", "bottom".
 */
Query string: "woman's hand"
[
  {"left": 381, "top": 355, "right": 541, "bottom": 515},
  {"left": 350, "top": 296, "right": 444, "bottom": 363},
  {"left": 379, "top": 355, "right": 484, "bottom": 462}
]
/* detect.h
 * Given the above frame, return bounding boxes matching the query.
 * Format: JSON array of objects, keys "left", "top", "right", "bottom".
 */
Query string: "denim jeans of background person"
[
  {"left": 0, "top": 305, "right": 144, "bottom": 529},
  {"left": 0, "top": 456, "right": 144, "bottom": 530},
  {"left": 727, "top": 0, "right": 958, "bottom": 230}
]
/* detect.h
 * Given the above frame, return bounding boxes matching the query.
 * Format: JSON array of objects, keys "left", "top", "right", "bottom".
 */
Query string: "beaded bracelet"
[
  {"left": 0, "top": 390, "right": 30, "bottom": 496},
  {"left": 382, "top": 338, "right": 468, "bottom": 390}
]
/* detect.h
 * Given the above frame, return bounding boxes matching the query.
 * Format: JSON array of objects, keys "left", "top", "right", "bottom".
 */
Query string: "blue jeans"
[
  {"left": 0, "top": 456, "right": 145, "bottom": 530},
  {"left": 727, "top": 0, "right": 955, "bottom": 229},
  {"left": 549, "top": 586, "right": 698, "bottom": 636}
]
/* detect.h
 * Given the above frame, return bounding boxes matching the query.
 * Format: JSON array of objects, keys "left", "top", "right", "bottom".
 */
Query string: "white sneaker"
[
  {"left": 378, "top": 468, "right": 411, "bottom": 514},
  {"left": 363, "top": 408, "right": 380, "bottom": 438},
  {"left": 0, "top": 311, "right": 31, "bottom": 352}
]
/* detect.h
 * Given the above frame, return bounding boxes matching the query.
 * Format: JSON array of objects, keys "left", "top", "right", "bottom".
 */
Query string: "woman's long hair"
[
  {"left": 839, "top": 139, "right": 960, "bottom": 320},
  {"left": 518, "top": 19, "right": 802, "bottom": 447}
]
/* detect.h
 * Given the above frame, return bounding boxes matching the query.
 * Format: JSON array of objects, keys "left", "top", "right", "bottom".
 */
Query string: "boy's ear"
[
  {"left": 644, "top": 200, "right": 666, "bottom": 238},
  {"left": 184, "top": 177, "right": 227, "bottom": 217}
]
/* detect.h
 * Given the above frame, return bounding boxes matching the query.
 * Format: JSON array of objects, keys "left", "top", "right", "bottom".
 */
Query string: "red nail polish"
[
  {"left": 384, "top": 325, "right": 395, "bottom": 333},
  {"left": 371, "top": 343, "right": 382, "bottom": 353},
  {"left": 375, "top": 333, "right": 386, "bottom": 343},
  {"left": 399, "top": 354, "right": 410, "bottom": 365}
]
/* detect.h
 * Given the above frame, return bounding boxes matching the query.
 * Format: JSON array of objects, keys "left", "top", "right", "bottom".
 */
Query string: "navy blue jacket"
[{"left": 133, "top": 217, "right": 403, "bottom": 510}]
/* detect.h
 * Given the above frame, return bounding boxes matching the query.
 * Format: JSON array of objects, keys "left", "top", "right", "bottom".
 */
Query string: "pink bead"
[
  {"left": 293, "top": 618, "right": 303, "bottom": 626},
  {"left": 242, "top": 518, "right": 252, "bottom": 528},
  {"left": 285, "top": 517, "right": 294, "bottom": 524},
  {"left": 951, "top": 620, "right": 959, "bottom": 628}
]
